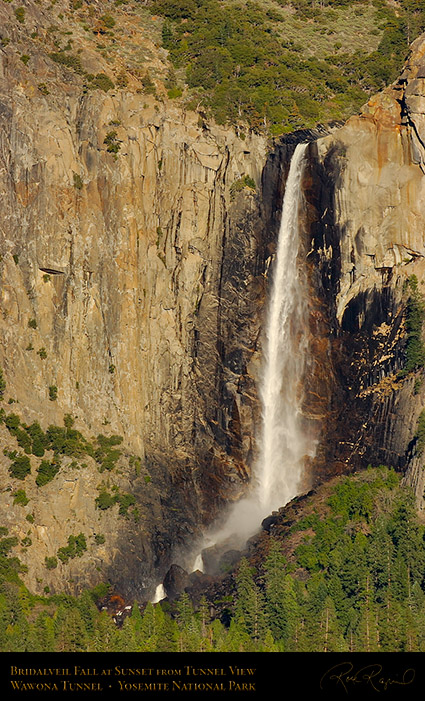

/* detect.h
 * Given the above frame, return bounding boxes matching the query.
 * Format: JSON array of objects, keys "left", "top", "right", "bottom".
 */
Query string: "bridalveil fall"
[
  {"left": 153, "top": 142, "right": 313, "bottom": 599},
  {"left": 202, "top": 142, "right": 313, "bottom": 549}
]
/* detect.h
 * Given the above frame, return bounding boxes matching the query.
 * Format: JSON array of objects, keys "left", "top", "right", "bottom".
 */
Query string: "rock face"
[
  {"left": 301, "top": 34, "right": 425, "bottom": 511},
  {"left": 2, "top": 2, "right": 425, "bottom": 602},
  {"left": 0, "top": 2, "right": 272, "bottom": 599},
  {"left": 0, "top": 88, "right": 269, "bottom": 596}
]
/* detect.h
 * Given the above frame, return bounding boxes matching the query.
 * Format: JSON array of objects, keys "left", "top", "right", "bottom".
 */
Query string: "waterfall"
[
  {"left": 196, "top": 142, "right": 312, "bottom": 551},
  {"left": 257, "top": 141, "right": 309, "bottom": 511},
  {"left": 151, "top": 583, "right": 166, "bottom": 603},
  {"left": 152, "top": 142, "right": 313, "bottom": 592}
]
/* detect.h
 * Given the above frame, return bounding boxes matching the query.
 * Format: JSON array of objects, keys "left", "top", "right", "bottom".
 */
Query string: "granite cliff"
[
  {"left": 0, "top": 0, "right": 275, "bottom": 599},
  {"left": 1, "top": 1, "right": 425, "bottom": 602},
  {"left": 301, "top": 33, "right": 425, "bottom": 513}
]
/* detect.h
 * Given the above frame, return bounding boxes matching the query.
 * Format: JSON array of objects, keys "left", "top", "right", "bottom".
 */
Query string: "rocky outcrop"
[
  {"left": 0, "top": 1, "right": 271, "bottom": 599},
  {"left": 301, "top": 34, "right": 425, "bottom": 510},
  {"left": 3, "top": 1, "right": 425, "bottom": 603}
]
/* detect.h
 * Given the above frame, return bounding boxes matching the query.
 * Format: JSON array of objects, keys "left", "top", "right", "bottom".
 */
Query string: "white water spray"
[
  {"left": 192, "top": 142, "right": 313, "bottom": 554},
  {"left": 257, "top": 141, "right": 310, "bottom": 511},
  {"left": 151, "top": 143, "right": 314, "bottom": 594},
  {"left": 151, "top": 583, "right": 166, "bottom": 603}
]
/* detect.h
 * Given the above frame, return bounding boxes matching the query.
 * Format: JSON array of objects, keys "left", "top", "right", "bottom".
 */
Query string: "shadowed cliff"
[{"left": 1, "top": 1, "right": 425, "bottom": 602}]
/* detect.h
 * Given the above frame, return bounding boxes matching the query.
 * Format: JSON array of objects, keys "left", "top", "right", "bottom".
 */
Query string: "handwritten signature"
[{"left": 320, "top": 662, "right": 415, "bottom": 694}]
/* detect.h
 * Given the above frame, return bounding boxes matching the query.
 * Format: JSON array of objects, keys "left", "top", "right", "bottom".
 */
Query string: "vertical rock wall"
[
  {"left": 0, "top": 58, "right": 272, "bottom": 595},
  {"left": 302, "top": 35, "right": 425, "bottom": 511}
]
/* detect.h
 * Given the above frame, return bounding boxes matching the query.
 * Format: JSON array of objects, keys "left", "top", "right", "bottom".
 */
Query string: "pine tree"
[
  {"left": 76, "top": 590, "right": 99, "bottom": 636},
  {"left": 303, "top": 572, "right": 328, "bottom": 651},
  {"left": 210, "top": 618, "right": 228, "bottom": 651},
  {"left": 263, "top": 539, "right": 288, "bottom": 641},
  {"left": 0, "top": 593, "right": 11, "bottom": 651},
  {"left": 90, "top": 610, "right": 120, "bottom": 652},
  {"left": 197, "top": 596, "right": 213, "bottom": 651},
  {"left": 388, "top": 491, "right": 425, "bottom": 600},
  {"left": 367, "top": 517, "right": 394, "bottom": 602},
  {"left": 55, "top": 606, "right": 87, "bottom": 652},
  {"left": 139, "top": 601, "right": 157, "bottom": 651},
  {"left": 234, "top": 558, "right": 266, "bottom": 646},
  {"left": 319, "top": 596, "right": 348, "bottom": 652},
  {"left": 153, "top": 604, "right": 178, "bottom": 652},
  {"left": 378, "top": 592, "right": 405, "bottom": 651},
  {"left": 126, "top": 602, "right": 143, "bottom": 649},
  {"left": 176, "top": 592, "right": 200, "bottom": 652},
  {"left": 28, "top": 612, "right": 55, "bottom": 652},
  {"left": 279, "top": 574, "right": 301, "bottom": 650},
  {"left": 226, "top": 617, "right": 253, "bottom": 652},
  {"left": 261, "top": 628, "right": 279, "bottom": 652},
  {"left": 117, "top": 615, "right": 137, "bottom": 652},
  {"left": 345, "top": 606, "right": 360, "bottom": 652},
  {"left": 354, "top": 575, "right": 380, "bottom": 652},
  {"left": 4, "top": 617, "right": 30, "bottom": 651}
]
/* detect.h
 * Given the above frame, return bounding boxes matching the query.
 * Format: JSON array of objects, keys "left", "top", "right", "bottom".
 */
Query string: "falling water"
[
  {"left": 195, "top": 142, "right": 312, "bottom": 552},
  {"left": 151, "top": 583, "right": 166, "bottom": 603},
  {"left": 151, "top": 142, "right": 313, "bottom": 593},
  {"left": 256, "top": 141, "right": 310, "bottom": 511}
]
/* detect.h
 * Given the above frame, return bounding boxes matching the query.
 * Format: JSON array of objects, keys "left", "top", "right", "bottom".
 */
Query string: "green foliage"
[
  {"left": 167, "top": 86, "right": 183, "bottom": 99},
  {"left": 8, "top": 454, "right": 31, "bottom": 480},
  {"left": 328, "top": 477, "right": 375, "bottom": 523},
  {"left": 20, "top": 54, "right": 30, "bottom": 66},
  {"left": 230, "top": 174, "right": 256, "bottom": 200},
  {"left": 149, "top": 0, "right": 410, "bottom": 132},
  {"left": 95, "top": 481, "right": 136, "bottom": 517},
  {"left": 27, "top": 422, "right": 48, "bottom": 457},
  {"left": 50, "top": 52, "right": 84, "bottom": 74},
  {"left": 101, "top": 14, "right": 116, "bottom": 29},
  {"left": 94, "top": 434, "right": 123, "bottom": 472},
  {"left": 15, "top": 7, "right": 25, "bottom": 24},
  {"left": 403, "top": 275, "right": 425, "bottom": 374},
  {"left": 235, "top": 557, "right": 266, "bottom": 644},
  {"left": 48, "top": 385, "right": 58, "bottom": 402},
  {"left": 0, "top": 368, "right": 5, "bottom": 400},
  {"left": 104, "top": 130, "right": 121, "bottom": 154},
  {"left": 140, "top": 72, "right": 156, "bottom": 95},
  {"left": 73, "top": 172, "right": 83, "bottom": 189},
  {"left": 35, "top": 460, "right": 59, "bottom": 487},
  {"left": 1, "top": 444, "right": 423, "bottom": 653},
  {"left": 95, "top": 488, "right": 117, "bottom": 511},
  {"left": 4, "top": 413, "right": 20, "bottom": 432},
  {"left": 45, "top": 422, "right": 92, "bottom": 458},
  {"left": 28, "top": 318, "right": 37, "bottom": 329},
  {"left": 57, "top": 533, "right": 87, "bottom": 564},
  {"left": 0, "top": 536, "right": 18, "bottom": 557},
  {"left": 116, "top": 492, "right": 136, "bottom": 517},
  {"left": 89, "top": 73, "right": 115, "bottom": 92},
  {"left": 13, "top": 490, "right": 29, "bottom": 506},
  {"left": 37, "top": 347, "right": 47, "bottom": 359}
]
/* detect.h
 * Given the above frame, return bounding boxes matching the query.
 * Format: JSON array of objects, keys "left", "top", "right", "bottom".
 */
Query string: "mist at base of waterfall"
[
  {"left": 189, "top": 143, "right": 313, "bottom": 573},
  {"left": 151, "top": 143, "right": 314, "bottom": 593}
]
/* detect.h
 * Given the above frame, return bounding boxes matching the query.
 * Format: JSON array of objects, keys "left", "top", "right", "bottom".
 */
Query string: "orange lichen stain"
[
  {"left": 14, "top": 181, "right": 39, "bottom": 207},
  {"left": 376, "top": 133, "right": 389, "bottom": 172}
]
